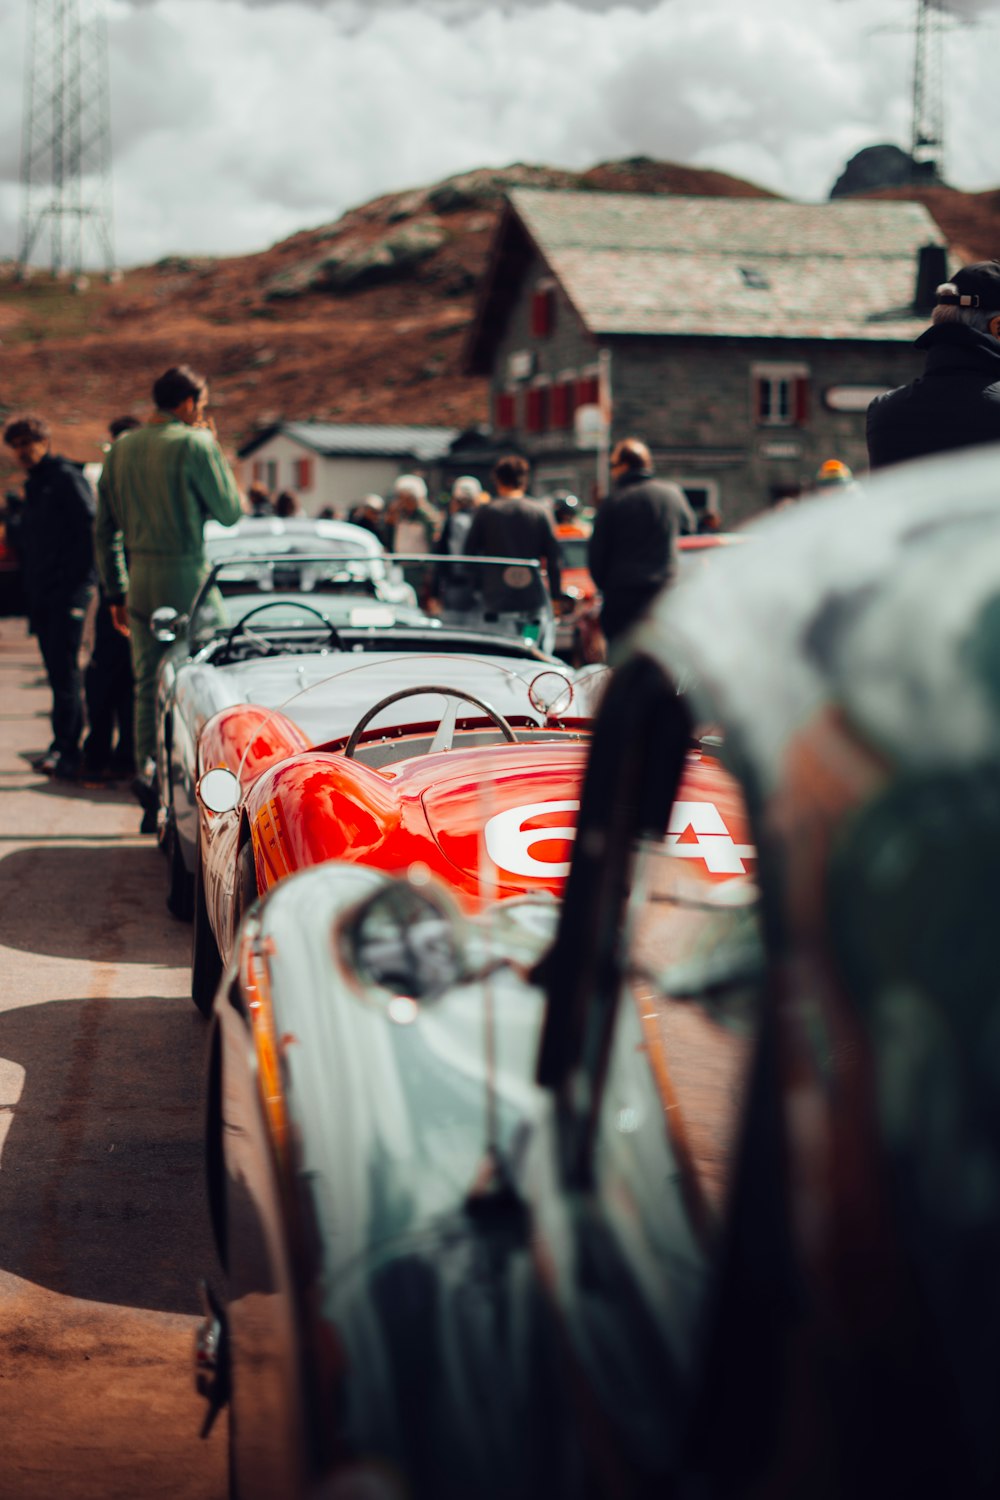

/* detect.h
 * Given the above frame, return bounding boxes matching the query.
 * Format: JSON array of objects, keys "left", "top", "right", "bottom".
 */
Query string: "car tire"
[
  {"left": 166, "top": 814, "right": 195, "bottom": 922},
  {"left": 192, "top": 840, "right": 223, "bottom": 1017}
]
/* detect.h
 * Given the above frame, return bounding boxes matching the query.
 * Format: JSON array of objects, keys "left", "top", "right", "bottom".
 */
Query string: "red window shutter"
[
  {"left": 794, "top": 377, "right": 810, "bottom": 425},
  {"left": 526, "top": 389, "right": 541, "bottom": 433},
  {"left": 537, "top": 385, "right": 550, "bottom": 432},
  {"left": 295, "top": 458, "right": 314, "bottom": 489},
  {"left": 252, "top": 460, "right": 263, "bottom": 482},
  {"left": 551, "top": 384, "right": 568, "bottom": 429},
  {"left": 495, "top": 391, "right": 516, "bottom": 430},
  {"left": 531, "top": 287, "right": 554, "bottom": 338},
  {"left": 577, "top": 375, "right": 599, "bottom": 408}
]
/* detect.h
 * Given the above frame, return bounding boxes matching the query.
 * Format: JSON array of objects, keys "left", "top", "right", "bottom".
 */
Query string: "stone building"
[{"left": 464, "top": 190, "right": 950, "bottom": 524}]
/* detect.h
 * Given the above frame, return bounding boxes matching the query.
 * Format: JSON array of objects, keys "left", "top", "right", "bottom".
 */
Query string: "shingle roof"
[
  {"left": 240, "top": 422, "right": 460, "bottom": 461},
  {"left": 508, "top": 189, "right": 947, "bottom": 341}
]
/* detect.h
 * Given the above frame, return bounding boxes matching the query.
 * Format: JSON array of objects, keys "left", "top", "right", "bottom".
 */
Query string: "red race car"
[{"left": 188, "top": 655, "right": 752, "bottom": 1012}]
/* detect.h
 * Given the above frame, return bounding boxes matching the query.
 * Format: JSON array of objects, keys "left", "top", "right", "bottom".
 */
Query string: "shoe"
[
  {"left": 139, "top": 805, "right": 158, "bottom": 835},
  {"left": 50, "top": 756, "right": 81, "bottom": 781},
  {"left": 32, "top": 752, "right": 59, "bottom": 775},
  {"left": 131, "top": 763, "right": 159, "bottom": 812}
]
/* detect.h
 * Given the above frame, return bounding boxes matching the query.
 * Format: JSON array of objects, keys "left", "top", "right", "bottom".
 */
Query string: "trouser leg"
[
  {"left": 111, "top": 647, "right": 136, "bottom": 770},
  {"left": 128, "top": 609, "right": 168, "bottom": 768},
  {"left": 34, "top": 595, "right": 89, "bottom": 761}
]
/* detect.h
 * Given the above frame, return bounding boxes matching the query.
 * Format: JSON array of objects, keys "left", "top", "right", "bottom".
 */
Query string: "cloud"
[{"left": 0, "top": 0, "right": 997, "bottom": 268}]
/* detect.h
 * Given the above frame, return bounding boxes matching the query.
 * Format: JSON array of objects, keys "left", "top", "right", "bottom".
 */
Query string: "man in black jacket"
[
  {"left": 588, "top": 437, "right": 694, "bottom": 648},
  {"left": 464, "top": 455, "right": 562, "bottom": 597},
  {"left": 867, "top": 260, "right": 1000, "bottom": 470},
  {"left": 4, "top": 415, "right": 97, "bottom": 778}
]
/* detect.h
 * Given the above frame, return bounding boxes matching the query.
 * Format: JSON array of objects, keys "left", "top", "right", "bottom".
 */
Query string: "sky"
[{"left": 0, "top": 0, "right": 997, "bottom": 268}]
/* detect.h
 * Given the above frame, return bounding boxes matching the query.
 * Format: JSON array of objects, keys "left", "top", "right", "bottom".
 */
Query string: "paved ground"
[{"left": 0, "top": 620, "right": 225, "bottom": 1500}]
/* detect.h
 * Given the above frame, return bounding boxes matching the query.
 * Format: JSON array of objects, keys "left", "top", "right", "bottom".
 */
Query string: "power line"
[{"left": 18, "top": 0, "right": 115, "bottom": 276}]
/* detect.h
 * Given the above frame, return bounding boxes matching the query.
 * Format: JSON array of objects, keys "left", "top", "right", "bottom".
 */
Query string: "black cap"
[{"left": 935, "top": 261, "right": 1000, "bottom": 311}]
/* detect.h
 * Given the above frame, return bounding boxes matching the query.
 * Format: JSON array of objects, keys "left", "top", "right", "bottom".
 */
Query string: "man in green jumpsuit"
[{"left": 96, "top": 364, "right": 243, "bottom": 826}]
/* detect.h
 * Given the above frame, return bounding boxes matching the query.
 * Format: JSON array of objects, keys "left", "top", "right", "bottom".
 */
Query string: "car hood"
[{"left": 420, "top": 748, "right": 589, "bottom": 893}]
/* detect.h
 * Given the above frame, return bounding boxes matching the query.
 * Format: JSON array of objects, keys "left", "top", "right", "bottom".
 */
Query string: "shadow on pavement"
[
  {"left": 0, "top": 843, "right": 183, "bottom": 964},
  {"left": 0, "top": 995, "right": 219, "bottom": 1314}
]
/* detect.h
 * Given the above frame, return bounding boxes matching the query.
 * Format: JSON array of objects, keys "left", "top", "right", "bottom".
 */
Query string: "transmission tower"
[
  {"left": 18, "top": 0, "right": 114, "bottom": 276},
  {"left": 911, "top": 0, "right": 947, "bottom": 180}
]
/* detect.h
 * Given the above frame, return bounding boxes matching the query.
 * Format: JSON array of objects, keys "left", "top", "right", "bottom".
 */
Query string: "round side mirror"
[
  {"left": 151, "top": 606, "right": 185, "bottom": 644},
  {"left": 197, "top": 766, "right": 241, "bottom": 815},
  {"left": 528, "top": 670, "right": 574, "bottom": 717}
]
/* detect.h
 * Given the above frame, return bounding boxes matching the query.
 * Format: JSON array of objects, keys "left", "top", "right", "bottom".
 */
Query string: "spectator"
[
  {"left": 96, "top": 363, "right": 242, "bottom": 829},
  {"left": 274, "top": 489, "right": 303, "bottom": 517},
  {"left": 387, "top": 475, "right": 438, "bottom": 552},
  {"left": 553, "top": 494, "right": 582, "bottom": 527},
  {"left": 437, "top": 475, "right": 481, "bottom": 556},
  {"left": 588, "top": 437, "right": 694, "bottom": 649},
  {"left": 386, "top": 475, "right": 438, "bottom": 593},
  {"left": 348, "top": 494, "right": 387, "bottom": 542},
  {"left": 247, "top": 482, "right": 273, "bottom": 516},
  {"left": 3, "top": 414, "right": 97, "bottom": 779},
  {"left": 814, "top": 459, "right": 857, "bottom": 493},
  {"left": 463, "top": 454, "right": 562, "bottom": 600},
  {"left": 867, "top": 260, "right": 1000, "bottom": 469},
  {"left": 82, "top": 415, "right": 139, "bottom": 781}
]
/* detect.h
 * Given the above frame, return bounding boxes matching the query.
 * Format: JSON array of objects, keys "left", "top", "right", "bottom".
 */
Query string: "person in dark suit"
[
  {"left": 3, "top": 414, "right": 97, "bottom": 779},
  {"left": 588, "top": 437, "right": 694, "bottom": 647}
]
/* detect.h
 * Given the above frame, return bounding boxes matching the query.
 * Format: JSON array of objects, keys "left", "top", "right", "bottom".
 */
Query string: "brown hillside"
[
  {"left": 1, "top": 158, "right": 997, "bottom": 488},
  {"left": 858, "top": 183, "right": 1000, "bottom": 263}
]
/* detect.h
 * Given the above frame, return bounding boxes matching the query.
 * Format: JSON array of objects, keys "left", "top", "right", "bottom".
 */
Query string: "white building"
[{"left": 238, "top": 422, "right": 461, "bottom": 517}]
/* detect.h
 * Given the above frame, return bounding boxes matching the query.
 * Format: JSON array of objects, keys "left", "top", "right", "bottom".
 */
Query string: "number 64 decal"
[{"left": 484, "top": 798, "right": 754, "bottom": 880}]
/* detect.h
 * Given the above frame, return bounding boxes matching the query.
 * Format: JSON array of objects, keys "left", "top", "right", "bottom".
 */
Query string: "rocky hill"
[{"left": 1, "top": 155, "right": 997, "bottom": 485}]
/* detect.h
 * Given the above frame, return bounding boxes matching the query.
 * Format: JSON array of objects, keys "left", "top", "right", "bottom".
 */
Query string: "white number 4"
[{"left": 667, "top": 801, "right": 755, "bottom": 875}]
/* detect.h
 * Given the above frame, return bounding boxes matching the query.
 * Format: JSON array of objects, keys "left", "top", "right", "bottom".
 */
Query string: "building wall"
[
  {"left": 484, "top": 240, "right": 926, "bottom": 523},
  {"left": 610, "top": 335, "right": 923, "bottom": 524},
  {"left": 240, "top": 436, "right": 431, "bottom": 517}
]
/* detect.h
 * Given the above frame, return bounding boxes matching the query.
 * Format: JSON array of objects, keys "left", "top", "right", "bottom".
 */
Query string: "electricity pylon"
[
  {"left": 911, "top": 0, "right": 947, "bottom": 179},
  {"left": 18, "top": 0, "right": 114, "bottom": 275}
]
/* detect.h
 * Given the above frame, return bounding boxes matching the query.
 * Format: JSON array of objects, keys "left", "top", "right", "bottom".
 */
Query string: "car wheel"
[
  {"left": 192, "top": 841, "right": 223, "bottom": 1016},
  {"left": 166, "top": 814, "right": 195, "bottom": 922}
]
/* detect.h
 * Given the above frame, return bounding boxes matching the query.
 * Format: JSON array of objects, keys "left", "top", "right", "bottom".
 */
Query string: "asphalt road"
[{"left": 0, "top": 620, "right": 225, "bottom": 1500}]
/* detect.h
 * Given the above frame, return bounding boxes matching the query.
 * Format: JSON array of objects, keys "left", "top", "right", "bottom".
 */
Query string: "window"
[
  {"left": 753, "top": 365, "right": 809, "bottom": 427},
  {"left": 494, "top": 389, "right": 517, "bottom": 431},
  {"left": 293, "top": 457, "right": 314, "bottom": 490},
  {"left": 531, "top": 281, "right": 556, "bottom": 338}
]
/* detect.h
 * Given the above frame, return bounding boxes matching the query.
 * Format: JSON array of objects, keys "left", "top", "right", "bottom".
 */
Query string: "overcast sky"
[{"left": 0, "top": 0, "right": 997, "bottom": 268}]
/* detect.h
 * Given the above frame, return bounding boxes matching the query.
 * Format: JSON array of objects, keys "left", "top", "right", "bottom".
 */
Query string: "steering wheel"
[
  {"left": 222, "top": 599, "right": 343, "bottom": 657},
  {"left": 343, "top": 685, "right": 519, "bottom": 759}
]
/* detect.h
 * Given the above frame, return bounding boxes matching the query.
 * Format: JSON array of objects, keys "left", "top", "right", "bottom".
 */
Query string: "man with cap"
[{"left": 866, "top": 261, "right": 1000, "bottom": 470}]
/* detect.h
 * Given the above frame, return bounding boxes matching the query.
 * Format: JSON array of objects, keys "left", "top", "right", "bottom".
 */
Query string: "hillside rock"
[{"left": 830, "top": 144, "right": 923, "bottom": 198}]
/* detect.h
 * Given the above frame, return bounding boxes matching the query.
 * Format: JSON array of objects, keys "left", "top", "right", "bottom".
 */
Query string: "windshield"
[
  {"left": 206, "top": 532, "right": 376, "bottom": 562},
  {"left": 188, "top": 553, "right": 557, "bottom": 656}
]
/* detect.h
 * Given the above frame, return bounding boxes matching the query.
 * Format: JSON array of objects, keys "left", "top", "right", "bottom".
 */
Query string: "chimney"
[{"left": 914, "top": 243, "right": 949, "bottom": 314}]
